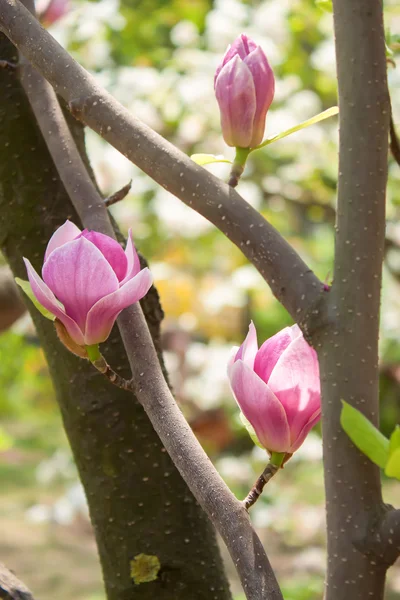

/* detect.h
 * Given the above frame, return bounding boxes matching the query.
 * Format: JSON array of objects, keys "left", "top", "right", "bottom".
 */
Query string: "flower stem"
[
  {"left": 242, "top": 452, "right": 285, "bottom": 510},
  {"left": 228, "top": 147, "right": 250, "bottom": 188},
  {"left": 87, "top": 346, "right": 134, "bottom": 392}
]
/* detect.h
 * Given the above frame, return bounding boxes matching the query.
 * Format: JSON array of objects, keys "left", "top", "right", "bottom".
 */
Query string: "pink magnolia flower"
[
  {"left": 214, "top": 34, "right": 275, "bottom": 148},
  {"left": 228, "top": 323, "right": 321, "bottom": 454},
  {"left": 37, "top": 0, "right": 69, "bottom": 26},
  {"left": 23, "top": 221, "right": 153, "bottom": 348}
]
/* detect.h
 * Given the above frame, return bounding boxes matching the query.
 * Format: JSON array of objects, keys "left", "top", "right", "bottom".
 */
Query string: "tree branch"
[
  {"left": 317, "top": 1, "right": 392, "bottom": 598},
  {"left": 0, "top": 0, "right": 324, "bottom": 329},
  {"left": 0, "top": 266, "right": 26, "bottom": 333},
  {"left": 0, "top": 562, "right": 35, "bottom": 600},
  {"left": 10, "top": 7, "right": 282, "bottom": 598}
]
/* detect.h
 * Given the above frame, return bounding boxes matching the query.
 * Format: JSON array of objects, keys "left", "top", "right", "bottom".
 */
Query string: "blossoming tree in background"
[{"left": 0, "top": 1, "right": 399, "bottom": 600}]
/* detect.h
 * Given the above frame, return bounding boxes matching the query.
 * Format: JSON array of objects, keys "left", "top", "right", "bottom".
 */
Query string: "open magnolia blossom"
[
  {"left": 228, "top": 322, "right": 321, "bottom": 454},
  {"left": 214, "top": 33, "right": 275, "bottom": 148},
  {"left": 21, "top": 221, "right": 153, "bottom": 352}
]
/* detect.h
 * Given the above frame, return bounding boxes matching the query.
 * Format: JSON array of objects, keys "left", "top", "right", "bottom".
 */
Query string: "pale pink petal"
[
  {"left": 227, "top": 345, "right": 240, "bottom": 378},
  {"left": 44, "top": 220, "right": 81, "bottom": 262},
  {"left": 84, "top": 268, "right": 153, "bottom": 345},
  {"left": 215, "top": 56, "right": 256, "bottom": 148},
  {"left": 244, "top": 46, "right": 275, "bottom": 146},
  {"left": 267, "top": 334, "right": 320, "bottom": 445},
  {"left": 229, "top": 360, "right": 290, "bottom": 452},
  {"left": 120, "top": 229, "right": 141, "bottom": 286},
  {"left": 42, "top": 237, "right": 118, "bottom": 331},
  {"left": 23, "top": 258, "right": 84, "bottom": 345},
  {"left": 214, "top": 34, "right": 257, "bottom": 83},
  {"left": 81, "top": 230, "right": 128, "bottom": 282},
  {"left": 254, "top": 324, "right": 300, "bottom": 384},
  {"left": 289, "top": 408, "right": 321, "bottom": 453},
  {"left": 235, "top": 321, "right": 258, "bottom": 368}
]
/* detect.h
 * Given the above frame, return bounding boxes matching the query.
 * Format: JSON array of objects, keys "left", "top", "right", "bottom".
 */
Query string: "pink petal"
[
  {"left": 289, "top": 408, "right": 321, "bottom": 453},
  {"left": 23, "top": 258, "right": 85, "bottom": 345},
  {"left": 215, "top": 34, "right": 257, "bottom": 83},
  {"left": 244, "top": 46, "right": 275, "bottom": 147},
  {"left": 44, "top": 220, "right": 81, "bottom": 262},
  {"left": 254, "top": 324, "right": 300, "bottom": 384},
  {"left": 267, "top": 334, "right": 320, "bottom": 446},
  {"left": 215, "top": 56, "right": 256, "bottom": 148},
  {"left": 42, "top": 237, "right": 119, "bottom": 332},
  {"left": 120, "top": 229, "right": 141, "bottom": 286},
  {"left": 234, "top": 321, "right": 258, "bottom": 368},
  {"left": 81, "top": 230, "right": 128, "bottom": 282},
  {"left": 229, "top": 360, "right": 290, "bottom": 452},
  {"left": 84, "top": 268, "right": 153, "bottom": 345}
]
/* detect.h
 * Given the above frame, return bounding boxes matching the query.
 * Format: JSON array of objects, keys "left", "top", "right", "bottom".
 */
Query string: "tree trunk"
[{"left": 0, "top": 33, "right": 231, "bottom": 600}]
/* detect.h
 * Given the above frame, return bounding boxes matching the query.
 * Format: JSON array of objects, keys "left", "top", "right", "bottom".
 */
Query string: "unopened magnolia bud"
[{"left": 214, "top": 34, "right": 275, "bottom": 148}]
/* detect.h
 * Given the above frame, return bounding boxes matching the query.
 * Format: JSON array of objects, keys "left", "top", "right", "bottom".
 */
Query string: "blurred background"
[{"left": 1, "top": 0, "right": 400, "bottom": 598}]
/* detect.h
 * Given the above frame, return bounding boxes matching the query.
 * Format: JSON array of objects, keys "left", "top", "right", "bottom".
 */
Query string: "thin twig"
[
  {"left": 104, "top": 180, "right": 132, "bottom": 207},
  {"left": 0, "top": 59, "right": 17, "bottom": 70},
  {"left": 242, "top": 463, "right": 279, "bottom": 510},
  {"left": 90, "top": 354, "right": 133, "bottom": 391},
  {"left": 0, "top": 0, "right": 324, "bottom": 331},
  {"left": 7, "top": 4, "right": 283, "bottom": 598},
  {"left": 390, "top": 112, "right": 400, "bottom": 167}
]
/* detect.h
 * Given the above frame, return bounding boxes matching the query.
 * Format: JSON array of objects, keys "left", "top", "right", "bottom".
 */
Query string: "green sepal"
[
  {"left": 86, "top": 344, "right": 101, "bottom": 362},
  {"left": 385, "top": 426, "right": 400, "bottom": 480},
  {"left": 15, "top": 277, "right": 55, "bottom": 321},
  {"left": 340, "top": 400, "right": 389, "bottom": 468},
  {"left": 190, "top": 153, "right": 232, "bottom": 166},
  {"left": 252, "top": 106, "right": 339, "bottom": 151},
  {"left": 239, "top": 412, "right": 264, "bottom": 450}
]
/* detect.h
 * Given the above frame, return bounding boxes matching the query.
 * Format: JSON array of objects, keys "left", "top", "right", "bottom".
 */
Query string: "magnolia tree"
[{"left": 0, "top": 1, "right": 399, "bottom": 600}]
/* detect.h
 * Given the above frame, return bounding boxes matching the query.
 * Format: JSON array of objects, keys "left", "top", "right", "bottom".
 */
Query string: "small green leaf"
[
  {"left": 389, "top": 425, "right": 400, "bottom": 455},
  {"left": 254, "top": 106, "right": 339, "bottom": 150},
  {"left": 384, "top": 426, "right": 400, "bottom": 479},
  {"left": 316, "top": 0, "right": 333, "bottom": 12},
  {"left": 15, "top": 277, "right": 55, "bottom": 321},
  {"left": 130, "top": 554, "right": 160, "bottom": 585},
  {"left": 239, "top": 412, "right": 264, "bottom": 450},
  {"left": 385, "top": 448, "right": 400, "bottom": 480},
  {"left": 340, "top": 401, "right": 389, "bottom": 468},
  {"left": 190, "top": 153, "right": 232, "bottom": 166}
]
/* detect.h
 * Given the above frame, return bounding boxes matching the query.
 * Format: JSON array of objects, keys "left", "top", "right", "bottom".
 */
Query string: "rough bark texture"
[
  {"left": 0, "top": 33, "right": 231, "bottom": 600},
  {"left": 315, "top": 1, "right": 392, "bottom": 599},
  {"left": 0, "top": 563, "right": 35, "bottom": 600}
]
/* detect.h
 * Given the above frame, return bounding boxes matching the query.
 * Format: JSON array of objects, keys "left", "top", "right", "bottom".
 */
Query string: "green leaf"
[
  {"left": 385, "top": 448, "right": 400, "bottom": 480},
  {"left": 190, "top": 153, "right": 232, "bottom": 166},
  {"left": 239, "top": 412, "right": 264, "bottom": 450},
  {"left": 340, "top": 401, "right": 389, "bottom": 468},
  {"left": 254, "top": 106, "right": 339, "bottom": 150},
  {"left": 384, "top": 426, "right": 400, "bottom": 479},
  {"left": 15, "top": 277, "right": 55, "bottom": 321},
  {"left": 315, "top": 0, "right": 333, "bottom": 12}
]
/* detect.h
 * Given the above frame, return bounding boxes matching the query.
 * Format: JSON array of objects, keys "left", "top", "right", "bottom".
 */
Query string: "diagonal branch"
[
  {"left": 0, "top": 562, "right": 35, "bottom": 600},
  {"left": 10, "top": 5, "right": 282, "bottom": 599},
  {"left": 0, "top": 0, "right": 324, "bottom": 329}
]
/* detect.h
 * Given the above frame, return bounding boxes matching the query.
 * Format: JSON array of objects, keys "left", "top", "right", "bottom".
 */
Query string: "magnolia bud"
[{"left": 214, "top": 34, "right": 275, "bottom": 148}]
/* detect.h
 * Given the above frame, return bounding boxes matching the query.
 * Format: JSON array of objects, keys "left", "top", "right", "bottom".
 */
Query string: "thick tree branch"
[
  {"left": 10, "top": 10, "right": 282, "bottom": 600},
  {"left": 317, "top": 1, "right": 392, "bottom": 599},
  {"left": 0, "top": 0, "right": 324, "bottom": 329}
]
